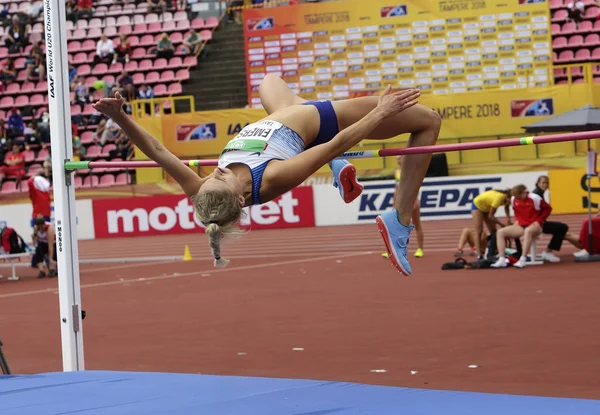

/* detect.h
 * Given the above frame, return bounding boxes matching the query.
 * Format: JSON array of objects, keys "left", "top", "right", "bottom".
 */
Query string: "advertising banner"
[
  {"left": 243, "top": 0, "right": 551, "bottom": 106},
  {"left": 314, "top": 171, "right": 546, "bottom": 226},
  {"left": 92, "top": 187, "right": 316, "bottom": 238},
  {"left": 0, "top": 200, "right": 95, "bottom": 243},
  {"left": 547, "top": 169, "right": 600, "bottom": 214}
]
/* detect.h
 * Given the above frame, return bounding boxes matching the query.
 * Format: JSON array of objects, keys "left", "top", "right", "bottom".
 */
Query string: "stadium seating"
[
  {"left": 551, "top": 1, "right": 600, "bottom": 83},
  {"left": 0, "top": 0, "right": 217, "bottom": 193}
]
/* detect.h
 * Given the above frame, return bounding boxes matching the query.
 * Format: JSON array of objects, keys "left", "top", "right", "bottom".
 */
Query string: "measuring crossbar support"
[{"left": 64, "top": 130, "right": 599, "bottom": 170}]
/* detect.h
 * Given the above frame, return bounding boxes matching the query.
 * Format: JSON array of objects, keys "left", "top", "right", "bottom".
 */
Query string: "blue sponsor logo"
[
  {"left": 189, "top": 123, "right": 217, "bottom": 140},
  {"left": 524, "top": 99, "right": 554, "bottom": 117},
  {"left": 388, "top": 5, "right": 407, "bottom": 16},
  {"left": 254, "top": 18, "right": 274, "bottom": 30},
  {"left": 357, "top": 177, "right": 502, "bottom": 221}
]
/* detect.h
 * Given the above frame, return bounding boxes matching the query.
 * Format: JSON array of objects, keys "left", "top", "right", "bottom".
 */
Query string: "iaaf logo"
[
  {"left": 357, "top": 177, "right": 502, "bottom": 221},
  {"left": 92, "top": 188, "right": 315, "bottom": 238}
]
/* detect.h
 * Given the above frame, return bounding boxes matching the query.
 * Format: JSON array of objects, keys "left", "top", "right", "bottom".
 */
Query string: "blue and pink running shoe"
[
  {"left": 329, "top": 159, "right": 363, "bottom": 204},
  {"left": 376, "top": 210, "right": 414, "bottom": 275}
]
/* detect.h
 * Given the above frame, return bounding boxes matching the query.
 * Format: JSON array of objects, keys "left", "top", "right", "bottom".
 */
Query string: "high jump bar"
[{"left": 65, "top": 130, "right": 599, "bottom": 170}]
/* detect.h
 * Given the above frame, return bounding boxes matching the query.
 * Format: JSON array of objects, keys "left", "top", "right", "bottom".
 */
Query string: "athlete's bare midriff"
[{"left": 261, "top": 105, "right": 322, "bottom": 147}]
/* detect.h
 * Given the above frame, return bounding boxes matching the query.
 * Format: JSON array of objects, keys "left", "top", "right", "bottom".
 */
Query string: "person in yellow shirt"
[
  {"left": 383, "top": 155, "right": 424, "bottom": 258},
  {"left": 471, "top": 189, "right": 511, "bottom": 259}
]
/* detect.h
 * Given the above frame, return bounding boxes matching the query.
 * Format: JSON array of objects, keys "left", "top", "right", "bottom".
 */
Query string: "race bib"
[{"left": 222, "top": 120, "right": 283, "bottom": 154}]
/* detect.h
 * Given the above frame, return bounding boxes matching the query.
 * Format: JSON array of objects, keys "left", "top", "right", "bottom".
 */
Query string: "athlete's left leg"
[{"left": 334, "top": 97, "right": 441, "bottom": 274}]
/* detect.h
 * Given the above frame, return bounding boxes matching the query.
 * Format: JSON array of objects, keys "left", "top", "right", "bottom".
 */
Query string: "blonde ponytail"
[{"left": 205, "top": 223, "right": 230, "bottom": 268}]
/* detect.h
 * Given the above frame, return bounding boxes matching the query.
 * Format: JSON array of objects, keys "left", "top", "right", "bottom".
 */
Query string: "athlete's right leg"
[{"left": 259, "top": 74, "right": 307, "bottom": 114}]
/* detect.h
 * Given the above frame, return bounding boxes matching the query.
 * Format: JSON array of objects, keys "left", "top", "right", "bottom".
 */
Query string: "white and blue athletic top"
[{"left": 218, "top": 120, "right": 305, "bottom": 205}]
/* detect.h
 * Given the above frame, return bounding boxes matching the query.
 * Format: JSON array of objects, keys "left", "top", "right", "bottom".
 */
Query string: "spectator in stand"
[
  {"left": 4, "top": 15, "right": 29, "bottom": 54},
  {"left": 99, "top": 118, "right": 121, "bottom": 145},
  {"left": 25, "top": 49, "right": 46, "bottom": 82},
  {"left": 24, "top": 122, "right": 41, "bottom": 150},
  {"left": 23, "top": 1, "right": 44, "bottom": 26},
  {"left": 138, "top": 84, "right": 155, "bottom": 115},
  {"left": 228, "top": 0, "right": 243, "bottom": 24},
  {"left": 32, "top": 215, "right": 57, "bottom": 278},
  {"left": 114, "top": 34, "right": 132, "bottom": 64},
  {"left": 156, "top": 33, "right": 175, "bottom": 59},
  {"left": 72, "top": 0, "right": 94, "bottom": 22},
  {"left": 109, "top": 135, "right": 134, "bottom": 160},
  {"left": 66, "top": 0, "right": 78, "bottom": 20},
  {"left": 147, "top": 0, "right": 167, "bottom": 14},
  {"left": 94, "top": 34, "right": 115, "bottom": 67},
  {"left": 0, "top": 122, "right": 9, "bottom": 164},
  {"left": 72, "top": 76, "right": 92, "bottom": 111},
  {"left": 37, "top": 111, "right": 51, "bottom": 146},
  {"left": 68, "top": 63, "right": 78, "bottom": 83},
  {"left": 72, "top": 134, "right": 86, "bottom": 161},
  {"left": 112, "top": 71, "right": 136, "bottom": 101},
  {"left": 43, "top": 147, "right": 52, "bottom": 179},
  {"left": 25, "top": 41, "right": 43, "bottom": 69},
  {"left": 0, "top": 58, "right": 17, "bottom": 87},
  {"left": 7, "top": 108, "right": 24, "bottom": 139},
  {"left": 93, "top": 118, "right": 107, "bottom": 143},
  {"left": 567, "top": 2, "right": 585, "bottom": 21},
  {"left": 182, "top": 30, "right": 203, "bottom": 55},
  {"left": 0, "top": 143, "right": 26, "bottom": 185},
  {"left": 28, "top": 172, "right": 51, "bottom": 227},
  {"left": 491, "top": 184, "right": 552, "bottom": 269}
]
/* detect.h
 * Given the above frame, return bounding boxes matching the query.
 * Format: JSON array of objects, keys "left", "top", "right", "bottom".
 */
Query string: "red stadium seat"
[
  {"left": 115, "top": 173, "right": 130, "bottom": 185},
  {"left": 67, "top": 41, "right": 81, "bottom": 52},
  {"left": 72, "top": 29, "right": 86, "bottom": 40},
  {"left": 23, "top": 150, "right": 36, "bottom": 163},
  {"left": 0, "top": 96, "right": 14, "bottom": 109},
  {"left": 168, "top": 83, "right": 182, "bottom": 95},
  {"left": 191, "top": 18, "right": 205, "bottom": 30},
  {"left": 81, "top": 40, "right": 96, "bottom": 52},
  {"left": 5, "top": 83, "right": 20, "bottom": 95},
  {"left": 85, "top": 145, "right": 102, "bottom": 159},
  {"left": 133, "top": 23, "right": 147, "bottom": 35},
  {"left": 98, "top": 174, "right": 116, "bottom": 188},
  {"left": 35, "top": 148, "right": 49, "bottom": 163},
  {"left": 162, "top": 21, "right": 176, "bottom": 32},
  {"left": 153, "top": 84, "right": 167, "bottom": 96},
  {"left": 1, "top": 181, "right": 17, "bottom": 194},
  {"left": 101, "top": 144, "right": 116, "bottom": 158},
  {"left": 553, "top": 36, "right": 567, "bottom": 48},
  {"left": 140, "top": 34, "right": 155, "bottom": 47},
  {"left": 21, "top": 82, "right": 34, "bottom": 93},
  {"left": 145, "top": 72, "right": 160, "bottom": 83},
  {"left": 577, "top": 20, "right": 593, "bottom": 33},
  {"left": 569, "top": 35, "right": 584, "bottom": 47},
  {"left": 125, "top": 61, "right": 138, "bottom": 73},
  {"left": 552, "top": 9, "right": 568, "bottom": 22},
  {"left": 154, "top": 58, "right": 168, "bottom": 70},
  {"left": 89, "top": 18, "right": 103, "bottom": 28},
  {"left": 132, "top": 72, "right": 145, "bottom": 85},
  {"left": 131, "top": 48, "right": 146, "bottom": 59},
  {"left": 15, "top": 96, "right": 29, "bottom": 108},
  {"left": 161, "top": 70, "right": 175, "bottom": 82},
  {"left": 118, "top": 25, "right": 133, "bottom": 36},
  {"left": 175, "top": 69, "right": 189, "bottom": 81},
  {"left": 117, "top": 16, "right": 131, "bottom": 26},
  {"left": 78, "top": 64, "right": 92, "bottom": 76},
  {"left": 102, "top": 75, "right": 115, "bottom": 84},
  {"left": 82, "top": 175, "right": 100, "bottom": 188},
  {"left": 205, "top": 16, "right": 219, "bottom": 29},
  {"left": 169, "top": 57, "right": 183, "bottom": 69},
  {"left": 177, "top": 20, "right": 190, "bottom": 31},
  {"left": 18, "top": 179, "right": 29, "bottom": 193},
  {"left": 74, "top": 52, "right": 88, "bottom": 64},
  {"left": 584, "top": 33, "right": 599, "bottom": 46},
  {"left": 139, "top": 59, "right": 153, "bottom": 71},
  {"left": 574, "top": 48, "right": 591, "bottom": 61},
  {"left": 555, "top": 50, "right": 574, "bottom": 63},
  {"left": 81, "top": 131, "right": 95, "bottom": 145},
  {"left": 30, "top": 94, "right": 45, "bottom": 106},
  {"left": 74, "top": 176, "right": 83, "bottom": 189},
  {"left": 562, "top": 21, "right": 577, "bottom": 34},
  {"left": 108, "top": 62, "right": 124, "bottom": 75}
]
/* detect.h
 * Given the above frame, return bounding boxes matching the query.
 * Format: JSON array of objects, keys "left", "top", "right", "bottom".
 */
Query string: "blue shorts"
[
  {"left": 31, "top": 216, "right": 51, "bottom": 228},
  {"left": 302, "top": 100, "right": 340, "bottom": 149},
  {"left": 471, "top": 202, "right": 490, "bottom": 213}
]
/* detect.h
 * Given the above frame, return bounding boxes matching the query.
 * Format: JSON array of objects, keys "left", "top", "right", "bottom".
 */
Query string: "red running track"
[{"left": 1, "top": 215, "right": 599, "bottom": 400}]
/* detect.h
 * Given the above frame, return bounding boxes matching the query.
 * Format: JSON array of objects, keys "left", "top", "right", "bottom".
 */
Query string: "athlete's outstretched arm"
[
  {"left": 263, "top": 87, "right": 419, "bottom": 197},
  {"left": 93, "top": 92, "right": 204, "bottom": 197}
]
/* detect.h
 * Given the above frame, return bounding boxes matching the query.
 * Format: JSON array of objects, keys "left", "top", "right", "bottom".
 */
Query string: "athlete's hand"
[
  {"left": 376, "top": 86, "right": 420, "bottom": 119},
  {"left": 92, "top": 91, "right": 127, "bottom": 119}
]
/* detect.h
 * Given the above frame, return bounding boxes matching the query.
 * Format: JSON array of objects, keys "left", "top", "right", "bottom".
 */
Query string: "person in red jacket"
[
  {"left": 28, "top": 172, "right": 51, "bottom": 228},
  {"left": 491, "top": 184, "right": 552, "bottom": 269}
]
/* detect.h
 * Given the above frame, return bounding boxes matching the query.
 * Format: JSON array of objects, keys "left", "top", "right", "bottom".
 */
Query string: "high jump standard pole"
[{"left": 43, "top": 0, "right": 85, "bottom": 371}]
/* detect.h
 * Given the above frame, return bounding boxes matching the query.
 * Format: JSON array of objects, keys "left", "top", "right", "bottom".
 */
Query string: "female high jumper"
[{"left": 92, "top": 75, "right": 441, "bottom": 274}]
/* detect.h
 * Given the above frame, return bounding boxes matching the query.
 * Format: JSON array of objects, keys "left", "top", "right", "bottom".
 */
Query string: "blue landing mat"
[{"left": 1, "top": 371, "right": 600, "bottom": 415}]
